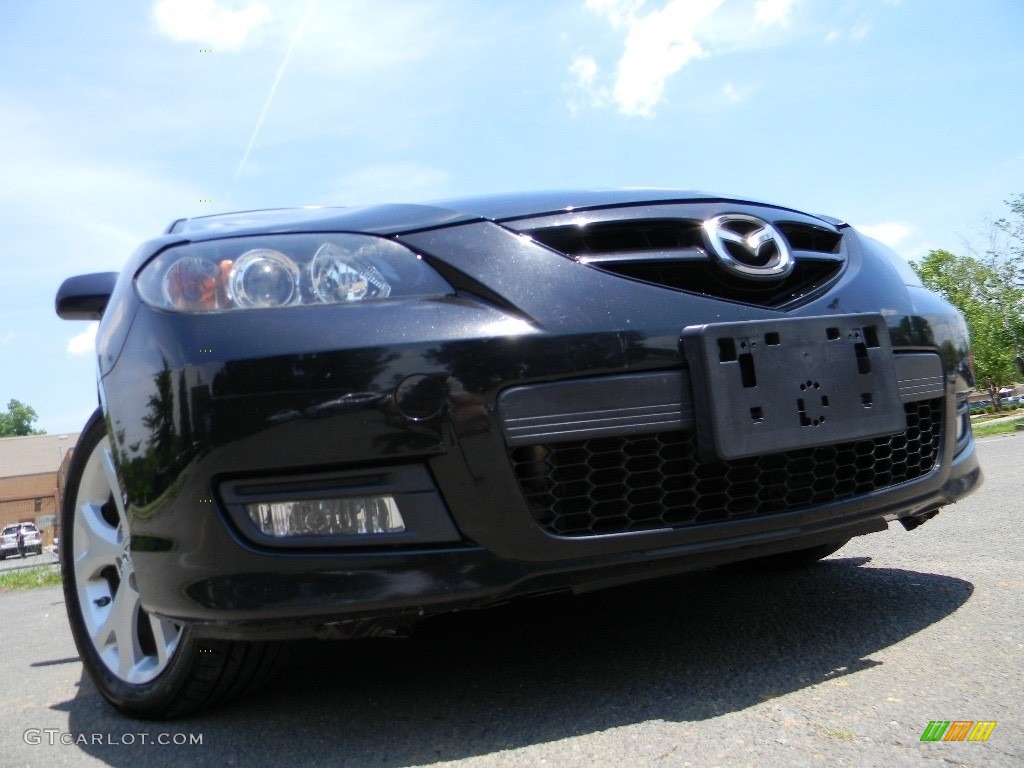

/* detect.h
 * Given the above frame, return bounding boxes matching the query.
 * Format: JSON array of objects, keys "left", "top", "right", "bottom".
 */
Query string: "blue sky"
[{"left": 1, "top": 0, "right": 1022, "bottom": 434}]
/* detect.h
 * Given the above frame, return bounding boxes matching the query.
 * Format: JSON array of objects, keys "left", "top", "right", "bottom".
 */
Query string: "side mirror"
[{"left": 55, "top": 272, "right": 118, "bottom": 320}]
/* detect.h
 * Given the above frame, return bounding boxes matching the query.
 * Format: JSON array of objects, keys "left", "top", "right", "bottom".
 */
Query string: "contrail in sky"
[{"left": 234, "top": 0, "right": 319, "bottom": 179}]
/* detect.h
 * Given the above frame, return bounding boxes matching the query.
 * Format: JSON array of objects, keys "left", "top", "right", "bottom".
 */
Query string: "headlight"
[
  {"left": 136, "top": 234, "right": 452, "bottom": 312},
  {"left": 310, "top": 241, "right": 392, "bottom": 302},
  {"left": 228, "top": 249, "right": 299, "bottom": 308}
]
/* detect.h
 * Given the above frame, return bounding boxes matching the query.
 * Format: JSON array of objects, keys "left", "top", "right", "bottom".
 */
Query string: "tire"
[
  {"left": 720, "top": 539, "right": 850, "bottom": 572},
  {"left": 61, "top": 408, "right": 282, "bottom": 719}
]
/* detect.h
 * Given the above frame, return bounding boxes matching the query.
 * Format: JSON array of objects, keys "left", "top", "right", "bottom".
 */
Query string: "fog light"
[
  {"left": 955, "top": 395, "right": 969, "bottom": 443},
  {"left": 246, "top": 496, "right": 405, "bottom": 537},
  {"left": 956, "top": 410, "right": 968, "bottom": 442}
]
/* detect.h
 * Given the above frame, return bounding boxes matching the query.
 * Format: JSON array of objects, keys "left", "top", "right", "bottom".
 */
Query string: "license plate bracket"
[{"left": 681, "top": 313, "right": 906, "bottom": 461}]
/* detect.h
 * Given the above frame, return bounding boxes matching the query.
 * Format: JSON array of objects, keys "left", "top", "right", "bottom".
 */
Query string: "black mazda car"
[{"left": 56, "top": 189, "right": 981, "bottom": 717}]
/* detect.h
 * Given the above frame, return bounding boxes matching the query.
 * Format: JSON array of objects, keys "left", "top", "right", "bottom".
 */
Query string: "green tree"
[
  {"left": 0, "top": 399, "right": 46, "bottom": 437},
  {"left": 993, "top": 193, "right": 1024, "bottom": 269},
  {"left": 914, "top": 249, "right": 1023, "bottom": 409}
]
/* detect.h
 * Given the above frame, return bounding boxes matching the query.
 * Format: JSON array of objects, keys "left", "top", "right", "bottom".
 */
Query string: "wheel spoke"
[
  {"left": 74, "top": 501, "right": 120, "bottom": 578},
  {"left": 100, "top": 444, "right": 129, "bottom": 531},
  {"left": 114, "top": 581, "right": 144, "bottom": 680},
  {"left": 149, "top": 614, "right": 181, "bottom": 669},
  {"left": 93, "top": 575, "right": 144, "bottom": 680}
]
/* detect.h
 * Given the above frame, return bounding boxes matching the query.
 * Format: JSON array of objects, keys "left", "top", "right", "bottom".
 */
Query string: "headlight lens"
[
  {"left": 228, "top": 249, "right": 299, "bottom": 308},
  {"left": 137, "top": 233, "right": 451, "bottom": 312},
  {"left": 162, "top": 256, "right": 224, "bottom": 310},
  {"left": 311, "top": 241, "right": 392, "bottom": 302}
]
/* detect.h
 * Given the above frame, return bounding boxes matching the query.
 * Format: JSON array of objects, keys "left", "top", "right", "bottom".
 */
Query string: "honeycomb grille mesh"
[{"left": 509, "top": 399, "right": 941, "bottom": 537}]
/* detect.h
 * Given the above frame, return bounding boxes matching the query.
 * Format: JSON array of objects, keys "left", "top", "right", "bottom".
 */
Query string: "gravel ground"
[{"left": 0, "top": 434, "right": 1020, "bottom": 768}]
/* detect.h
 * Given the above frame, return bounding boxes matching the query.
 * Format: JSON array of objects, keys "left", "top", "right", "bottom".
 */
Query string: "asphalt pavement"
[{"left": 0, "top": 434, "right": 1021, "bottom": 768}]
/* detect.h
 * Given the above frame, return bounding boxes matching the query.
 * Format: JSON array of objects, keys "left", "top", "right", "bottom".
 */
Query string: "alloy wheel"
[{"left": 70, "top": 435, "right": 183, "bottom": 684}]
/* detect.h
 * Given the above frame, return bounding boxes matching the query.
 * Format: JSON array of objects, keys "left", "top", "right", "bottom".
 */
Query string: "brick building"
[{"left": 0, "top": 433, "right": 79, "bottom": 545}]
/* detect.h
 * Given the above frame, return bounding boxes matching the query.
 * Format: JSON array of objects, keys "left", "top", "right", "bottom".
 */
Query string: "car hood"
[{"left": 166, "top": 189, "right": 831, "bottom": 241}]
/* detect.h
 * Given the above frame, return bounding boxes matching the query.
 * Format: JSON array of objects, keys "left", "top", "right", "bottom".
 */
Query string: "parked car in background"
[
  {"left": 55, "top": 189, "right": 982, "bottom": 717},
  {"left": 0, "top": 522, "right": 43, "bottom": 559}
]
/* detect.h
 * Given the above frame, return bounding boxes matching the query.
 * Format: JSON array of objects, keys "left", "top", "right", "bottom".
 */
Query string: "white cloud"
[
  {"left": 614, "top": 0, "right": 722, "bottom": 117},
  {"left": 152, "top": 0, "right": 271, "bottom": 51},
  {"left": 858, "top": 222, "right": 912, "bottom": 248},
  {"left": 823, "top": 29, "right": 840, "bottom": 43},
  {"left": 568, "top": 55, "right": 608, "bottom": 113},
  {"left": 67, "top": 323, "right": 99, "bottom": 356},
  {"left": 577, "top": 0, "right": 723, "bottom": 117},
  {"left": 570, "top": 55, "right": 600, "bottom": 91},
  {"left": 754, "top": 0, "right": 796, "bottom": 27},
  {"left": 573, "top": 0, "right": 808, "bottom": 117}
]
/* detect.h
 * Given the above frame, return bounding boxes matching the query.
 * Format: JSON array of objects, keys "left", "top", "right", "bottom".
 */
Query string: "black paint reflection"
[{"left": 116, "top": 358, "right": 204, "bottom": 509}]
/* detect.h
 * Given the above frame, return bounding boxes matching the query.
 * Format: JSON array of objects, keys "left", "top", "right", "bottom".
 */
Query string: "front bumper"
[
  {"left": 106, "top": 335, "right": 981, "bottom": 639},
  {"left": 98, "top": 216, "right": 982, "bottom": 639},
  {"left": 135, "top": 435, "right": 980, "bottom": 640}
]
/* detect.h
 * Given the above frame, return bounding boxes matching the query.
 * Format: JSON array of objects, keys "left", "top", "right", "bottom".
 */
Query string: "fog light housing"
[{"left": 246, "top": 496, "right": 406, "bottom": 537}]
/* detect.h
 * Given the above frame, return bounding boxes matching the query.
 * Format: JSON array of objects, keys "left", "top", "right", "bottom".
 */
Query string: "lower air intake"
[{"left": 509, "top": 399, "right": 941, "bottom": 537}]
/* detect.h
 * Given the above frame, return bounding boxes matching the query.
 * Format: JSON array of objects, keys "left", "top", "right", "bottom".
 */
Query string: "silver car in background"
[{"left": 0, "top": 522, "right": 43, "bottom": 559}]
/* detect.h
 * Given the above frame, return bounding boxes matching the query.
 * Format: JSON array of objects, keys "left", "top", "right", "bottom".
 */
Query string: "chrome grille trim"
[{"left": 499, "top": 353, "right": 943, "bottom": 446}]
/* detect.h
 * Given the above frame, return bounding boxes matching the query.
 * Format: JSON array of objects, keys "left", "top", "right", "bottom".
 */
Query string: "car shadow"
[{"left": 56, "top": 557, "right": 971, "bottom": 766}]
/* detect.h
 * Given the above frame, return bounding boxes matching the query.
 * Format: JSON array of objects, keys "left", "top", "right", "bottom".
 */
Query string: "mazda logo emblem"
[{"left": 702, "top": 214, "right": 795, "bottom": 280}]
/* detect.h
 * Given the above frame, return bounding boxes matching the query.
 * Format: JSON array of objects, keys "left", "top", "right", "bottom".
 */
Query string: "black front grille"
[
  {"left": 523, "top": 218, "right": 844, "bottom": 309},
  {"left": 525, "top": 219, "right": 842, "bottom": 257},
  {"left": 593, "top": 258, "right": 841, "bottom": 308},
  {"left": 776, "top": 223, "right": 843, "bottom": 253},
  {"left": 510, "top": 399, "right": 941, "bottom": 537},
  {"left": 526, "top": 219, "right": 705, "bottom": 254}
]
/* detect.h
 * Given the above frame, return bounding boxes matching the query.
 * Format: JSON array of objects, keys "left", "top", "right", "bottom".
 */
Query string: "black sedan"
[{"left": 55, "top": 189, "right": 982, "bottom": 717}]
